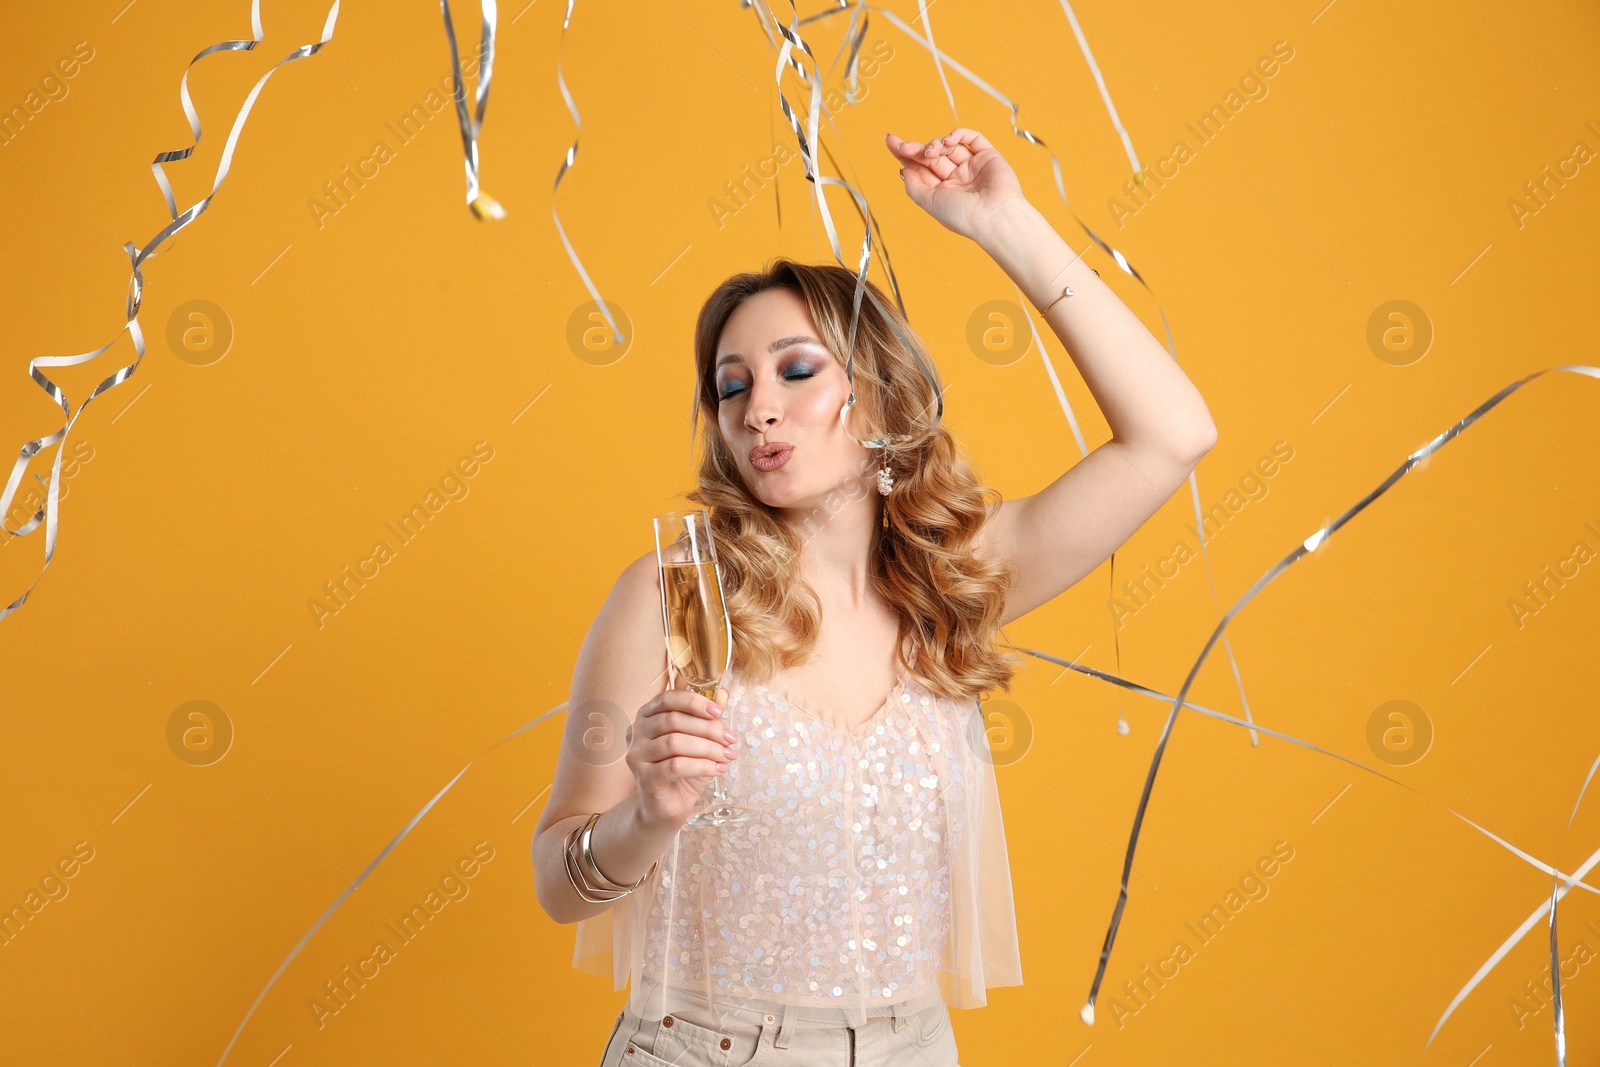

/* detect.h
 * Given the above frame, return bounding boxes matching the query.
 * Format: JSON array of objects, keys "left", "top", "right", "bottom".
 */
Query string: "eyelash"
[{"left": 718, "top": 365, "right": 815, "bottom": 402}]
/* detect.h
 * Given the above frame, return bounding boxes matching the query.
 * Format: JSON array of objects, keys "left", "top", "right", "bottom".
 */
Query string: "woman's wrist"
[
  {"left": 976, "top": 199, "right": 1100, "bottom": 310},
  {"left": 587, "top": 792, "right": 678, "bottom": 887},
  {"left": 973, "top": 197, "right": 1044, "bottom": 256}
]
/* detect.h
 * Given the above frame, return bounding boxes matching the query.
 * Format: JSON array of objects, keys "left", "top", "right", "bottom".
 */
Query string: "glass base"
[{"left": 685, "top": 796, "right": 756, "bottom": 828}]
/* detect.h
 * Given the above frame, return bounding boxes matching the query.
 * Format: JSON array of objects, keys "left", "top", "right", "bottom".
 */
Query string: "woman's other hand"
[{"left": 885, "top": 127, "right": 1027, "bottom": 241}]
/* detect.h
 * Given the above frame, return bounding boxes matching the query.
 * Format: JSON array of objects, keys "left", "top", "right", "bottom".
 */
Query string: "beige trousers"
[{"left": 595, "top": 998, "right": 961, "bottom": 1067}]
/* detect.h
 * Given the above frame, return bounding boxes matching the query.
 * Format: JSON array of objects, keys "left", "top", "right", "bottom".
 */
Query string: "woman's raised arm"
[{"left": 887, "top": 127, "right": 1218, "bottom": 624}]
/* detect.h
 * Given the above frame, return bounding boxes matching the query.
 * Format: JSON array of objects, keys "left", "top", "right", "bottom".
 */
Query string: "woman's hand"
[
  {"left": 625, "top": 684, "right": 736, "bottom": 832},
  {"left": 885, "top": 127, "right": 1027, "bottom": 242}
]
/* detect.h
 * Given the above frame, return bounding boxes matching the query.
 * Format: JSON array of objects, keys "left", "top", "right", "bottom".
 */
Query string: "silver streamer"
[
  {"left": 816, "top": 0, "right": 869, "bottom": 99},
  {"left": 1049, "top": 365, "right": 1600, "bottom": 1042},
  {"left": 440, "top": 0, "right": 505, "bottom": 219},
  {"left": 1425, "top": 750, "right": 1600, "bottom": 1060},
  {"left": 550, "top": 0, "right": 626, "bottom": 344},
  {"left": 1055, "top": 0, "right": 1142, "bottom": 174},
  {"left": 744, "top": 0, "right": 945, "bottom": 450},
  {"left": 212, "top": 702, "right": 569, "bottom": 1065},
  {"left": 0, "top": 0, "right": 340, "bottom": 623},
  {"left": 1018, "top": 642, "right": 1600, "bottom": 898}
]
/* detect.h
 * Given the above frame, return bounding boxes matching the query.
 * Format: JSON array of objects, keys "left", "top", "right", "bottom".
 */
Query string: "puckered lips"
[{"left": 749, "top": 441, "right": 794, "bottom": 472}]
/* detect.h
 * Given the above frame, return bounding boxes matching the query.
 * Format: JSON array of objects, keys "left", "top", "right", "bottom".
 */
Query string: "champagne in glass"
[{"left": 653, "top": 509, "right": 754, "bottom": 828}]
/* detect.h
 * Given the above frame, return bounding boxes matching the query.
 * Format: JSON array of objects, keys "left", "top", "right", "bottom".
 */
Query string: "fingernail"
[
  {"left": 723, "top": 745, "right": 737, "bottom": 759},
  {"left": 723, "top": 730, "right": 736, "bottom": 745}
]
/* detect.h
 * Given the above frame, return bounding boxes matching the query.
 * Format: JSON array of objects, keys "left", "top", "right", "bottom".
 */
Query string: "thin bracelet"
[
  {"left": 563, "top": 820, "right": 630, "bottom": 902},
  {"left": 1039, "top": 267, "right": 1100, "bottom": 315},
  {"left": 575, "top": 812, "right": 648, "bottom": 896},
  {"left": 581, "top": 811, "right": 651, "bottom": 891},
  {"left": 563, "top": 812, "right": 657, "bottom": 903}
]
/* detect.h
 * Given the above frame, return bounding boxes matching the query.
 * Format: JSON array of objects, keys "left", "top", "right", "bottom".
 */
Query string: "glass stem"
[{"left": 688, "top": 681, "right": 731, "bottom": 804}]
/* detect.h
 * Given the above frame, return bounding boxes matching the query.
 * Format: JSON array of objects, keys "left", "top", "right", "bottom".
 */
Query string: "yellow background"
[{"left": 2, "top": 0, "right": 1599, "bottom": 1063}]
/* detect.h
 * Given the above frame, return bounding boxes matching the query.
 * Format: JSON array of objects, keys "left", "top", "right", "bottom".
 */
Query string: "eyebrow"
[{"left": 715, "top": 336, "right": 824, "bottom": 369}]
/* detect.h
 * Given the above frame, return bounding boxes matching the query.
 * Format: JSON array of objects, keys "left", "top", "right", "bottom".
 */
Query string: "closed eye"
[{"left": 718, "top": 365, "right": 816, "bottom": 402}]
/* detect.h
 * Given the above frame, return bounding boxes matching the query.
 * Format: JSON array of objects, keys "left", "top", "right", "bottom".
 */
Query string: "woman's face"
[{"left": 713, "top": 287, "right": 873, "bottom": 512}]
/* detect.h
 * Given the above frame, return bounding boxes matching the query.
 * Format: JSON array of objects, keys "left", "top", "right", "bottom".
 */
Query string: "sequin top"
[{"left": 571, "top": 661, "right": 1023, "bottom": 1026}]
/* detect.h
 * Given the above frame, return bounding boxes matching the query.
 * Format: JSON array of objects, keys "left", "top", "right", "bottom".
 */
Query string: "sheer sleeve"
[
  {"left": 571, "top": 865, "right": 653, "bottom": 988},
  {"left": 572, "top": 903, "right": 617, "bottom": 982},
  {"left": 909, "top": 633, "right": 1022, "bottom": 1002},
  {"left": 937, "top": 696, "right": 1024, "bottom": 1006}
]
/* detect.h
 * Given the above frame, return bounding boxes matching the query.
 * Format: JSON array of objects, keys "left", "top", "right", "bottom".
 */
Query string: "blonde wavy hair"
[{"left": 685, "top": 257, "right": 1022, "bottom": 702}]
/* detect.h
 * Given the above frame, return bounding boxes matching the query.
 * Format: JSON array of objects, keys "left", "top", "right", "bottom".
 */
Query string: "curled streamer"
[
  {"left": 0, "top": 0, "right": 340, "bottom": 623},
  {"left": 150, "top": 2, "right": 267, "bottom": 222},
  {"left": 440, "top": 0, "right": 505, "bottom": 220},
  {"left": 550, "top": 0, "right": 626, "bottom": 344},
  {"left": 745, "top": 0, "right": 945, "bottom": 451},
  {"left": 814, "top": 0, "right": 869, "bottom": 97}
]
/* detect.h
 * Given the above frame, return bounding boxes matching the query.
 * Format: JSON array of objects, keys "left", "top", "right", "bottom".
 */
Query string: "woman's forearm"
[
  {"left": 975, "top": 199, "right": 1217, "bottom": 456},
  {"left": 533, "top": 791, "right": 681, "bottom": 925}
]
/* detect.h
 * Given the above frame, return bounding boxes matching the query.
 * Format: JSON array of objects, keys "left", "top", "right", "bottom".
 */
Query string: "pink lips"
[{"left": 749, "top": 443, "right": 794, "bottom": 472}]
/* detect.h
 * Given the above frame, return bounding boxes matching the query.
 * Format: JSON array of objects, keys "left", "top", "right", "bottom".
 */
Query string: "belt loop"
[
  {"left": 890, "top": 1000, "right": 907, "bottom": 1033},
  {"left": 774, "top": 1002, "right": 796, "bottom": 1049}
]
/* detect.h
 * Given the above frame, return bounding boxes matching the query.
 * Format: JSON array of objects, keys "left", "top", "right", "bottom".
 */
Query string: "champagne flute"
[{"left": 653, "top": 509, "right": 754, "bottom": 828}]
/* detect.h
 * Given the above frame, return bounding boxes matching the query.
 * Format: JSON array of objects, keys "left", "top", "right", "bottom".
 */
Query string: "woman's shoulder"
[
  {"left": 580, "top": 550, "right": 661, "bottom": 661},
  {"left": 620, "top": 548, "right": 658, "bottom": 588},
  {"left": 604, "top": 550, "right": 662, "bottom": 630}
]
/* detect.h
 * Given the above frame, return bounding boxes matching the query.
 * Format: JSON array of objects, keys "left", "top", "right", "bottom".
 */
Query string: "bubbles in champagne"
[{"left": 660, "top": 559, "right": 730, "bottom": 689}]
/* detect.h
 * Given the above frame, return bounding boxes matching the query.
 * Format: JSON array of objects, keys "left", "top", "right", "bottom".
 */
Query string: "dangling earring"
[{"left": 878, "top": 453, "right": 894, "bottom": 529}]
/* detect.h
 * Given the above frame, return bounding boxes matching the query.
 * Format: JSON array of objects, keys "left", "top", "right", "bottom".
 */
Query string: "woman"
[{"left": 532, "top": 127, "right": 1217, "bottom": 1066}]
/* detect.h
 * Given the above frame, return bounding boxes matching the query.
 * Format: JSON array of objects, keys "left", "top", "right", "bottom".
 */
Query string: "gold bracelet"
[
  {"left": 562, "top": 812, "right": 657, "bottom": 903},
  {"left": 1039, "top": 267, "right": 1100, "bottom": 315},
  {"left": 563, "top": 821, "right": 626, "bottom": 902},
  {"left": 581, "top": 812, "right": 643, "bottom": 891}
]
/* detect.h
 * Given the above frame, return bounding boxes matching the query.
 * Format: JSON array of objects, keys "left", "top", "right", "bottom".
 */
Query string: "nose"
[{"left": 743, "top": 376, "right": 782, "bottom": 435}]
